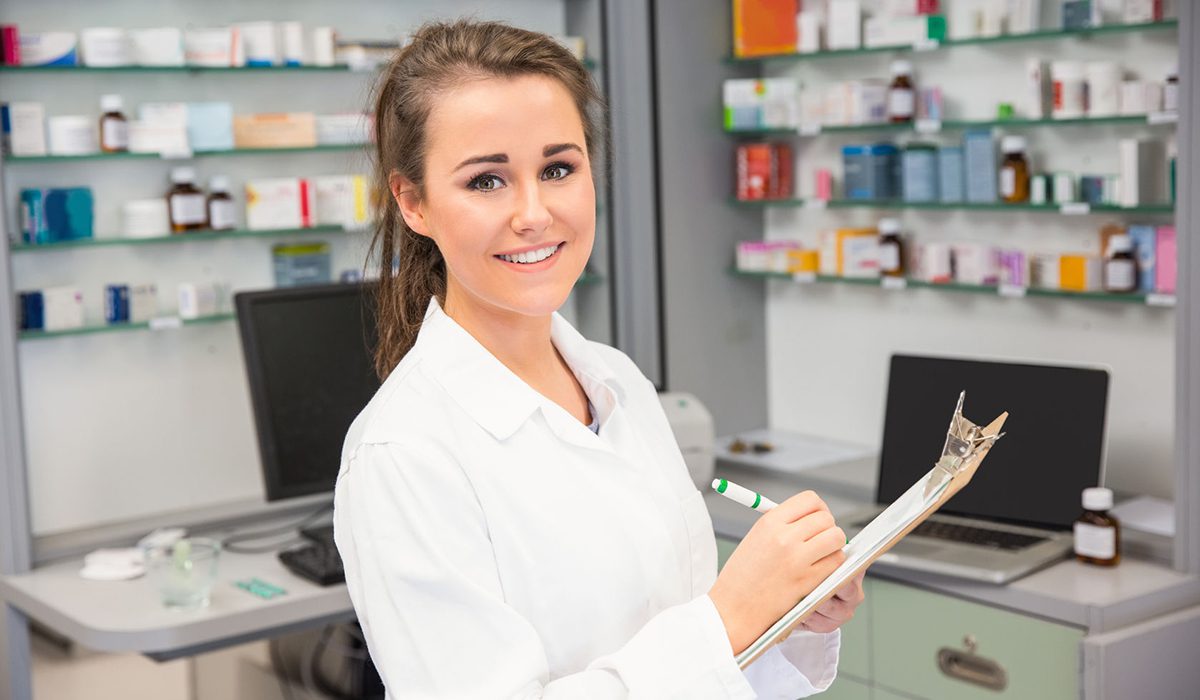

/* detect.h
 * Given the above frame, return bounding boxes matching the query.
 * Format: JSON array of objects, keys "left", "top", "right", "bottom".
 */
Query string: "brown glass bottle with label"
[
  {"left": 1074, "top": 487, "right": 1120, "bottom": 567},
  {"left": 167, "top": 167, "right": 209, "bottom": 233}
]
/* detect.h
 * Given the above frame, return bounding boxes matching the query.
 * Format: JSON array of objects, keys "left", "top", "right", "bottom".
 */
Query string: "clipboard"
[{"left": 736, "top": 392, "right": 1008, "bottom": 669}]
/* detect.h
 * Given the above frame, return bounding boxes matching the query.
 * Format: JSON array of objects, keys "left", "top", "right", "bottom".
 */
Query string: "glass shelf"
[
  {"left": 727, "top": 19, "right": 1179, "bottom": 63},
  {"left": 18, "top": 312, "right": 237, "bottom": 341},
  {"left": 17, "top": 273, "right": 604, "bottom": 341},
  {"left": 729, "top": 197, "right": 1175, "bottom": 216},
  {"left": 0, "top": 64, "right": 356, "bottom": 73},
  {"left": 0, "top": 58, "right": 598, "bottom": 73},
  {"left": 6, "top": 144, "right": 369, "bottom": 164},
  {"left": 724, "top": 113, "right": 1177, "bottom": 138},
  {"left": 730, "top": 268, "right": 1176, "bottom": 307},
  {"left": 10, "top": 225, "right": 356, "bottom": 252}
]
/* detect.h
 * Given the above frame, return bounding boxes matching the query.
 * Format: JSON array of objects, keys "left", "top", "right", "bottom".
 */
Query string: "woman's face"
[{"left": 395, "top": 74, "right": 595, "bottom": 321}]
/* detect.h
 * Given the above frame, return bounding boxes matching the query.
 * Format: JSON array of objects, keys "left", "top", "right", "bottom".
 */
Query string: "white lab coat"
[{"left": 333, "top": 298, "right": 840, "bottom": 699}]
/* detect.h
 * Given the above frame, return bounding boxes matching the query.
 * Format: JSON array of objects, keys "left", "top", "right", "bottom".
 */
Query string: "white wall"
[
  {"left": 762, "top": 27, "right": 1179, "bottom": 497},
  {"left": 2, "top": 0, "right": 571, "bottom": 535}
]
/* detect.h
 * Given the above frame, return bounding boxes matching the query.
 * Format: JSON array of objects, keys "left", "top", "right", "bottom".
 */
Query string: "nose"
[{"left": 510, "top": 180, "right": 553, "bottom": 234}]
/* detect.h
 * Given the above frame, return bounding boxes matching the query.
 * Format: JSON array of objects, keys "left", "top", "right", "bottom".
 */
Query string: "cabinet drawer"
[
  {"left": 819, "top": 674, "right": 871, "bottom": 700},
  {"left": 871, "top": 579, "right": 1083, "bottom": 699}
]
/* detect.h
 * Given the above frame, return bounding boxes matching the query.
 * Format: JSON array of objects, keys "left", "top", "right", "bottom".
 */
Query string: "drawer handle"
[{"left": 937, "top": 644, "right": 1008, "bottom": 691}]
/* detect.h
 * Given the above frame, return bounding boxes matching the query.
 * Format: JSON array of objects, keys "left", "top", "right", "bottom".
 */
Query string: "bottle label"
[
  {"left": 1000, "top": 168, "right": 1016, "bottom": 198},
  {"left": 879, "top": 242, "right": 901, "bottom": 271},
  {"left": 102, "top": 119, "right": 128, "bottom": 150},
  {"left": 1074, "top": 522, "right": 1116, "bottom": 559},
  {"left": 209, "top": 200, "right": 237, "bottom": 230},
  {"left": 170, "top": 194, "right": 208, "bottom": 227},
  {"left": 889, "top": 89, "right": 915, "bottom": 119},
  {"left": 1105, "top": 260, "right": 1136, "bottom": 291}
]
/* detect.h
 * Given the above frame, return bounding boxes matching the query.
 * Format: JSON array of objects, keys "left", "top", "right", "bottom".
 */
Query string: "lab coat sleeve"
[{"left": 334, "top": 441, "right": 761, "bottom": 699}]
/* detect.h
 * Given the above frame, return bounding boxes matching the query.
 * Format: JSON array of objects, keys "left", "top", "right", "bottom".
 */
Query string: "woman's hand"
[
  {"left": 708, "top": 491, "right": 846, "bottom": 656},
  {"left": 796, "top": 571, "right": 866, "bottom": 633}
]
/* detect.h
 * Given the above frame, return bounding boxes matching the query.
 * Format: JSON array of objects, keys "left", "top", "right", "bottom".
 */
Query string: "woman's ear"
[{"left": 388, "top": 171, "right": 430, "bottom": 237}]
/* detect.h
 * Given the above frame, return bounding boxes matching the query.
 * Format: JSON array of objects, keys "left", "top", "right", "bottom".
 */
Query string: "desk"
[{"left": 4, "top": 461, "right": 1199, "bottom": 700}]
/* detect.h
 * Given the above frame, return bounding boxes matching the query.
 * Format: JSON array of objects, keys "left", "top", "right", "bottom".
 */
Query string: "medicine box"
[
  {"left": 245, "top": 178, "right": 314, "bottom": 230},
  {"left": 1030, "top": 254, "right": 1061, "bottom": 290},
  {"left": 1126, "top": 225, "right": 1157, "bottom": 293},
  {"left": 864, "top": 14, "right": 946, "bottom": 48},
  {"left": 902, "top": 144, "right": 938, "bottom": 203},
  {"left": 314, "top": 175, "right": 370, "bottom": 229},
  {"left": 827, "top": 1, "right": 862, "bottom": 50},
  {"left": 186, "top": 102, "right": 234, "bottom": 151},
  {"left": 1059, "top": 255, "right": 1103, "bottom": 292},
  {"left": 842, "top": 144, "right": 899, "bottom": 200},
  {"left": 732, "top": 0, "right": 798, "bottom": 57},
  {"left": 963, "top": 130, "right": 997, "bottom": 203},
  {"left": 836, "top": 228, "right": 879, "bottom": 278},
  {"left": 178, "top": 282, "right": 219, "bottom": 319},
  {"left": 42, "top": 286, "right": 85, "bottom": 331},
  {"left": 20, "top": 188, "right": 94, "bottom": 244},
  {"left": 273, "top": 242, "right": 332, "bottom": 288},
  {"left": 1155, "top": 225, "right": 1176, "bottom": 294},
  {"left": 938, "top": 146, "right": 964, "bottom": 202},
  {"left": 233, "top": 113, "right": 317, "bottom": 149},
  {"left": 316, "top": 113, "right": 371, "bottom": 145},
  {"left": 1, "top": 102, "right": 47, "bottom": 156},
  {"left": 951, "top": 244, "right": 999, "bottom": 285}
]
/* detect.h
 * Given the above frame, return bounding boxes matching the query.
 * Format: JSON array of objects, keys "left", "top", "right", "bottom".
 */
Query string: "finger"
[
  {"left": 835, "top": 574, "right": 866, "bottom": 603},
  {"left": 801, "top": 611, "right": 840, "bottom": 634},
  {"left": 788, "top": 509, "right": 836, "bottom": 542},
  {"left": 770, "top": 490, "right": 828, "bottom": 524},
  {"left": 815, "top": 595, "right": 854, "bottom": 621}
]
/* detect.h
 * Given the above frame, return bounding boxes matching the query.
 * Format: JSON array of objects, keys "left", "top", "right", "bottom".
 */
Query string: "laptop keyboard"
[{"left": 909, "top": 520, "right": 1048, "bottom": 551}]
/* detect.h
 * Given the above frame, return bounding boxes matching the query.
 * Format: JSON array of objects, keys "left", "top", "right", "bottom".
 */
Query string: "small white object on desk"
[
  {"left": 80, "top": 548, "right": 145, "bottom": 581},
  {"left": 718, "top": 428, "right": 874, "bottom": 475}
]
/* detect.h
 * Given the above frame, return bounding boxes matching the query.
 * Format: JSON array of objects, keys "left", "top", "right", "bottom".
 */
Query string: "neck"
[{"left": 441, "top": 282, "right": 560, "bottom": 381}]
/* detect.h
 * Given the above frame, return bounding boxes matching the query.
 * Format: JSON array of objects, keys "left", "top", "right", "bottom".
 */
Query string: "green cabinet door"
[
  {"left": 819, "top": 675, "right": 872, "bottom": 700},
  {"left": 871, "top": 579, "right": 1083, "bottom": 700}
]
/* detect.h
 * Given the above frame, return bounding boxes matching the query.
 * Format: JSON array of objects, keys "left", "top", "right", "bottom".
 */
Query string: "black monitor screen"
[
  {"left": 878, "top": 355, "right": 1109, "bottom": 530},
  {"left": 235, "top": 283, "right": 380, "bottom": 501}
]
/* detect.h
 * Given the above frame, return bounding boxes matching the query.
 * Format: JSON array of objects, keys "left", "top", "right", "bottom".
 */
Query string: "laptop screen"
[{"left": 878, "top": 355, "right": 1109, "bottom": 531}]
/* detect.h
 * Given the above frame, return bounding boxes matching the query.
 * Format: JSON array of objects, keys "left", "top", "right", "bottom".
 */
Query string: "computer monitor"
[
  {"left": 235, "top": 282, "right": 380, "bottom": 502},
  {"left": 878, "top": 354, "right": 1110, "bottom": 530}
]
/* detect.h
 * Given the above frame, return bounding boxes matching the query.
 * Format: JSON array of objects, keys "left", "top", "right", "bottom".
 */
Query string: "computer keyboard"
[
  {"left": 278, "top": 542, "right": 345, "bottom": 586},
  {"left": 910, "top": 519, "right": 1048, "bottom": 551}
]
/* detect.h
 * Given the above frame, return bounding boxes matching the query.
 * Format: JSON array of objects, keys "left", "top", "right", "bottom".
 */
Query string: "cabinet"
[{"left": 0, "top": 0, "right": 614, "bottom": 548}]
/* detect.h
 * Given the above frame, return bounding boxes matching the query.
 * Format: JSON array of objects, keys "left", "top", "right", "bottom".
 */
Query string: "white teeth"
[{"left": 499, "top": 244, "right": 560, "bottom": 264}]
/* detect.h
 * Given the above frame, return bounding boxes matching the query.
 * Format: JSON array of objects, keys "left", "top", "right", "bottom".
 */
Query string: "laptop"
[{"left": 847, "top": 354, "right": 1110, "bottom": 584}]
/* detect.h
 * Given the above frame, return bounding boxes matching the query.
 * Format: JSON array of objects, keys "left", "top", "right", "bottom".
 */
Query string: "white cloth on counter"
[{"left": 334, "top": 297, "right": 840, "bottom": 698}]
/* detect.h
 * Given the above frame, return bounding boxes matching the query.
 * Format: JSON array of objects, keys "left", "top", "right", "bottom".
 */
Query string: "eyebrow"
[{"left": 452, "top": 143, "right": 584, "bottom": 172}]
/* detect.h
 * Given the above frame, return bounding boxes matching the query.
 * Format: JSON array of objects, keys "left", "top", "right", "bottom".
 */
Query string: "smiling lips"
[{"left": 495, "top": 242, "right": 564, "bottom": 269}]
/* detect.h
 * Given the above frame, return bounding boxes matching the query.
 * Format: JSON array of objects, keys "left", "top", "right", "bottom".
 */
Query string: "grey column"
[
  {"left": 0, "top": 148, "right": 34, "bottom": 699},
  {"left": 652, "top": 0, "right": 767, "bottom": 432},
  {"left": 1175, "top": 4, "right": 1199, "bottom": 575},
  {"left": 604, "top": 0, "right": 664, "bottom": 386}
]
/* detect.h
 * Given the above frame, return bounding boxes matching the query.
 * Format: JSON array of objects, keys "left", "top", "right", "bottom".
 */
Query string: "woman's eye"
[
  {"left": 468, "top": 174, "right": 504, "bottom": 192},
  {"left": 543, "top": 163, "right": 574, "bottom": 181}
]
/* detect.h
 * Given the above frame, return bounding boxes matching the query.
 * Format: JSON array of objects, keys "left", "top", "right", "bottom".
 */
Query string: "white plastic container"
[
  {"left": 80, "top": 28, "right": 132, "bottom": 67},
  {"left": 311, "top": 27, "right": 336, "bottom": 66},
  {"left": 122, "top": 200, "right": 172, "bottom": 238},
  {"left": 47, "top": 116, "right": 98, "bottom": 155},
  {"left": 1086, "top": 61, "right": 1122, "bottom": 117},
  {"left": 184, "top": 27, "right": 238, "bottom": 67},
  {"left": 1051, "top": 61, "right": 1086, "bottom": 119},
  {"left": 280, "top": 21, "right": 304, "bottom": 65},
  {"left": 131, "top": 28, "right": 184, "bottom": 66},
  {"left": 239, "top": 22, "right": 277, "bottom": 66}
]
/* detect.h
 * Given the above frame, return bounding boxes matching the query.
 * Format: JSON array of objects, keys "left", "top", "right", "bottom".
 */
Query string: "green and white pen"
[{"left": 712, "top": 478, "right": 777, "bottom": 513}]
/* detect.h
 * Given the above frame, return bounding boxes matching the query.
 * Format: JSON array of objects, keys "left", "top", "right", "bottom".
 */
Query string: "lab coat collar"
[{"left": 416, "top": 297, "right": 626, "bottom": 443}]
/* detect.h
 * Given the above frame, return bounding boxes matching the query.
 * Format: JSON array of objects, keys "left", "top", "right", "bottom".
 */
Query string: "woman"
[{"left": 333, "top": 19, "right": 865, "bottom": 698}]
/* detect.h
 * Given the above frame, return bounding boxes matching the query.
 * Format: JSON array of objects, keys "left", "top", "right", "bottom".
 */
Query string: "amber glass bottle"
[
  {"left": 1074, "top": 487, "right": 1120, "bottom": 567},
  {"left": 999, "top": 136, "right": 1030, "bottom": 203},
  {"left": 167, "top": 167, "right": 209, "bottom": 233},
  {"left": 888, "top": 60, "right": 915, "bottom": 124}
]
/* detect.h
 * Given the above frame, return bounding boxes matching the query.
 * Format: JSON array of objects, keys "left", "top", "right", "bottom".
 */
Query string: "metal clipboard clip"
[{"left": 924, "top": 392, "right": 1004, "bottom": 500}]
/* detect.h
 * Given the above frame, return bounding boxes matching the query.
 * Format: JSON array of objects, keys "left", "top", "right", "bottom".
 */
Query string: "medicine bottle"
[
  {"left": 98, "top": 94, "right": 129, "bottom": 153},
  {"left": 207, "top": 176, "right": 237, "bottom": 231},
  {"left": 999, "top": 136, "right": 1030, "bottom": 203},
  {"left": 878, "top": 217, "right": 905, "bottom": 277},
  {"left": 888, "top": 60, "right": 916, "bottom": 124},
  {"left": 1164, "top": 64, "right": 1179, "bottom": 113},
  {"left": 167, "top": 167, "right": 209, "bottom": 233},
  {"left": 1103, "top": 234, "right": 1138, "bottom": 293},
  {"left": 1074, "top": 487, "right": 1119, "bottom": 567}
]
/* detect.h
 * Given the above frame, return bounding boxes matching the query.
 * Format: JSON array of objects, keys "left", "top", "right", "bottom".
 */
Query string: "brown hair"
[{"left": 367, "top": 19, "right": 607, "bottom": 380}]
